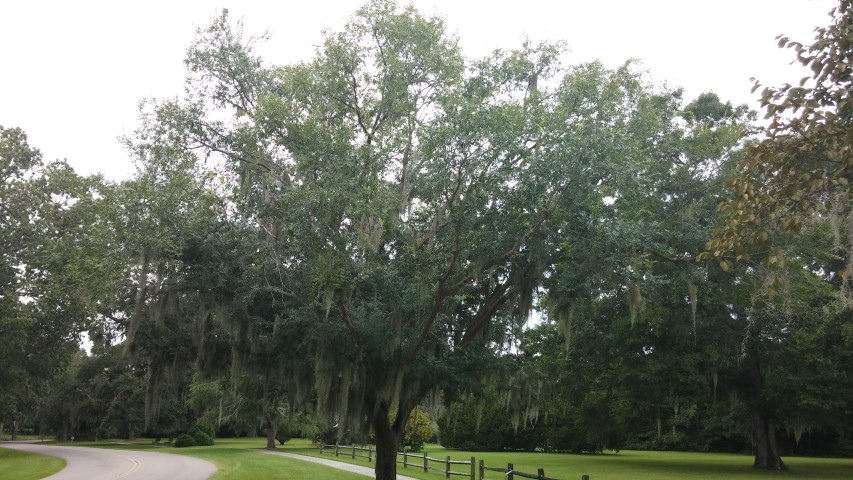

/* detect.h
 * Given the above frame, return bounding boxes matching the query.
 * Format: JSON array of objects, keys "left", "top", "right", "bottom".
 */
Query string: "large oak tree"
[{"left": 129, "top": 2, "right": 756, "bottom": 477}]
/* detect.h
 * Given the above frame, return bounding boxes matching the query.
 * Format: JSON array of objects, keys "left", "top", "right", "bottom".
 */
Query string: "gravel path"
[
  {"left": 258, "top": 450, "right": 420, "bottom": 479},
  {"left": 1, "top": 442, "right": 216, "bottom": 480}
]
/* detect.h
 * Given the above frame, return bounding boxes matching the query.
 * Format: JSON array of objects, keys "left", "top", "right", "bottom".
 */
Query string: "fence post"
[
  {"left": 470, "top": 456, "right": 475, "bottom": 480},
  {"left": 403, "top": 448, "right": 408, "bottom": 468},
  {"left": 368, "top": 445, "right": 372, "bottom": 462},
  {"left": 335, "top": 443, "right": 339, "bottom": 457},
  {"left": 352, "top": 445, "right": 356, "bottom": 459},
  {"left": 581, "top": 476, "right": 590, "bottom": 480},
  {"left": 479, "top": 459, "right": 484, "bottom": 480},
  {"left": 424, "top": 451, "right": 428, "bottom": 472},
  {"left": 507, "top": 462, "right": 514, "bottom": 480},
  {"left": 446, "top": 455, "right": 451, "bottom": 479},
  {"left": 538, "top": 468, "right": 545, "bottom": 480}
]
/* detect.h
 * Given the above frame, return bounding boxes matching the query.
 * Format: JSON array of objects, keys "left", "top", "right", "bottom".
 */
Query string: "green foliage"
[
  {"left": 6, "top": 1, "right": 853, "bottom": 474},
  {"left": 190, "top": 421, "right": 216, "bottom": 444},
  {"left": 175, "top": 421, "right": 216, "bottom": 447},
  {"left": 0, "top": 125, "right": 116, "bottom": 441},
  {"left": 39, "top": 345, "right": 148, "bottom": 441},
  {"left": 438, "top": 386, "right": 622, "bottom": 454},
  {"left": 174, "top": 433, "right": 198, "bottom": 448},
  {"left": 275, "top": 426, "right": 290, "bottom": 446},
  {"left": 401, "top": 407, "right": 432, "bottom": 452},
  {"left": 276, "top": 410, "right": 324, "bottom": 445},
  {"left": 191, "top": 430, "right": 214, "bottom": 447},
  {"left": 706, "top": 1, "right": 853, "bottom": 292},
  {"left": 112, "top": 2, "right": 844, "bottom": 474},
  {"left": 438, "top": 394, "right": 515, "bottom": 451}
]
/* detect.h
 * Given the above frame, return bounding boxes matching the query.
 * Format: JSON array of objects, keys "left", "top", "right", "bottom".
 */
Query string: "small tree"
[{"left": 401, "top": 407, "right": 432, "bottom": 452}]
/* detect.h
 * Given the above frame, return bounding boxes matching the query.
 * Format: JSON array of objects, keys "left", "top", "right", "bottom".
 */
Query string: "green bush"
[
  {"left": 190, "top": 421, "right": 216, "bottom": 439},
  {"left": 438, "top": 392, "right": 621, "bottom": 453},
  {"left": 190, "top": 430, "right": 214, "bottom": 446},
  {"left": 438, "top": 395, "right": 510, "bottom": 451},
  {"left": 401, "top": 407, "right": 433, "bottom": 452},
  {"left": 277, "top": 411, "right": 324, "bottom": 445},
  {"left": 174, "top": 433, "right": 197, "bottom": 448},
  {"left": 188, "top": 421, "right": 215, "bottom": 446},
  {"left": 175, "top": 421, "right": 216, "bottom": 447},
  {"left": 276, "top": 422, "right": 292, "bottom": 445}
]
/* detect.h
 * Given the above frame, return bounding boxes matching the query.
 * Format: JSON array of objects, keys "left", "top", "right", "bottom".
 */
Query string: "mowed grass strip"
[
  {"left": 286, "top": 440, "right": 853, "bottom": 480},
  {"left": 168, "top": 445, "right": 370, "bottom": 480},
  {"left": 0, "top": 446, "right": 65, "bottom": 480},
  {"left": 55, "top": 437, "right": 369, "bottom": 480}
]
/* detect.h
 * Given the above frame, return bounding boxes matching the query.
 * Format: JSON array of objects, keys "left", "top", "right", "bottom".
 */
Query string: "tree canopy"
[
  {"left": 122, "top": 2, "right": 767, "bottom": 477},
  {"left": 705, "top": 0, "right": 853, "bottom": 293}
]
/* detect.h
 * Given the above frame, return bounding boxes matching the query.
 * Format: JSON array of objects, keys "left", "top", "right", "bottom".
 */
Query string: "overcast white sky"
[{"left": 0, "top": 0, "right": 837, "bottom": 181}]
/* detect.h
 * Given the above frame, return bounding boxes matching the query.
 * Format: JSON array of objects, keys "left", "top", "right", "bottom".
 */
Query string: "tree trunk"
[
  {"left": 0, "top": 422, "right": 4, "bottom": 440},
  {"left": 656, "top": 415, "right": 662, "bottom": 439},
  {"left": 740, "top": 321, "right": 785, "bottom": 470},
  {"left": 370, "top": 395, "right": 419, "bottom": 480},
  {"left": 11, "top": 419, "right": 18, "bottom": 441},
  {"left": 372, "top": 410, "right": 400, "bottom": 480},
  {"left": 752, "top": 412, "right": 786, "bottom": 469},
  {"left": 265, "top": 415, "right": 276, "bottom": 449},
  {"left": 128, "top": 426, "right": 136, "bottom": 441}
]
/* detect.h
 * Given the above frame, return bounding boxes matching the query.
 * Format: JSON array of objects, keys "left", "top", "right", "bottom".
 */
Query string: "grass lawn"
[
  {"left": 37, "top": 437, "right": 853, "bottom": 480},
  {"left": 0, "top": 446, "right": 65, "bottom": 480},
  {"left": 287, "top": 440, "right": 853, "bottom": 480},
  {"left": 0, "top": 434, "right": 47, "bottom": 441}
]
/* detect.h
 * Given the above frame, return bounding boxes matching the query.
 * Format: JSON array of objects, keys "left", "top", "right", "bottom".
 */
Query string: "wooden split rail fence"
[{"left": 319, "top": 443, "right": 589, "bottom": 480}]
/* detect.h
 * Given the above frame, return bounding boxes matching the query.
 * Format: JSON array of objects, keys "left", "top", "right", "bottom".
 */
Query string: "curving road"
[{"left": 1, "top": 442, "right": 216, "bottom": 480}]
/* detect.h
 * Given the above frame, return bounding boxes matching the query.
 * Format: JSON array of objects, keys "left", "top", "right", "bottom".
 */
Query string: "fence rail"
[
  {"left": 319, "top": 443, "right": 589, "bottom": 480},
  {"left": 319, "top": 443, "right": 377, "bottom": 461}
]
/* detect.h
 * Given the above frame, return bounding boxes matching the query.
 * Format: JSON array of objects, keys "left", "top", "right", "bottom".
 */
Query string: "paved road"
[
  {"left": 1, "top": 442, "right": 216, "bottom": 480},
  {"left": 259, "top": 450, "right": 419, "bottom": 480}
]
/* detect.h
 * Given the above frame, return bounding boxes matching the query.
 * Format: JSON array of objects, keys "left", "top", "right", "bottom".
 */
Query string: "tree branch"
[
  {"left": 405, "top": 249, "right": 460, "bottom": 364},
  {"left": 348, "top": 70, "right": 374, "bottom": 145},
  {"left": 338, "top": 294, "right": 362, "bottom": 348},
  {"left": 445, "top": 209, "right": 551, "bottom": 293},
  {"left": 648, "top": 248, "right": 694, "bottom": 264},
  {"left": 460, "top": 276, "right": 512, "bottom": 345}
]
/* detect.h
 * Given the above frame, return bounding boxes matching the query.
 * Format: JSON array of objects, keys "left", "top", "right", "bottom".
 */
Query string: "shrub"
[
  {"left": 438, "top": 392, "right": 620, "bottom": 453},
  {"left": 277, "top": 411, "right": 324, "bottom": 445},
  {"left": 188, "top": 422, "right": 215, "bottom": 446},
  {"left": 190, "top": 421, "right": 216, "bottom": 439},
  {"left": 438, "top": 395, "right": 508, "bottom": 451},
  {"left": 401, "top": 407, "right": 433, "bottom": 452},
  {"left": 191, "top": 430, "right": 214, "bottom": 446},
  {"left": 174, "top": 433, "right": 197, "bottom": 448},
  {"left": 276, "top": 423, "right": 291, "bottom": 445},
  {"left": 175, "top": 421, "right": 216, "bottom": 447}
]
